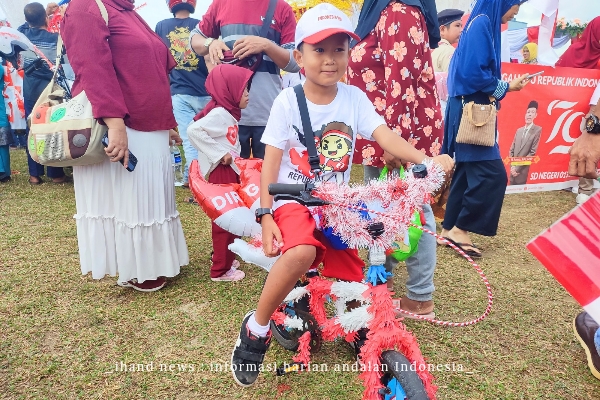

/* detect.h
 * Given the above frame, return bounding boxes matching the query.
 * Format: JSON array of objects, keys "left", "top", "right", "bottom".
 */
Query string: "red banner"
[{"left": 498, "top": 63, "right": 600, "bottom": 193}]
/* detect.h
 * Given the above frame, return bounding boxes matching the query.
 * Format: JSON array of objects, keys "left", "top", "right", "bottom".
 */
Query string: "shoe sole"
[
  {"left": 231, "top": 310, "right": 257, "bottom": 388},
  {"left": 573, "top": 316, "right": 600, "bottom": 380},
  {"left": 116, "top": 281, "right": 165, "bottom": 292},
  {"left": 395, "top": 310, "right": 436, "bottom": 320}
]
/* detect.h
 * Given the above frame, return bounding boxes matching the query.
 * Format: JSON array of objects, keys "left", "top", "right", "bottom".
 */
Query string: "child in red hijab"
[{"left": 188, "top": 64, "right": 253, "bottom": 282}]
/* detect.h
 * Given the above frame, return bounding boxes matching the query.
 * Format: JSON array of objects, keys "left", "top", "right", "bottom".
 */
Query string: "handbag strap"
[
  {"left": 259, "top": 0, "right": 277, "bottom": 38},
  {"left": 293, "top": 84, "right": 321, "bottom": 177},
  {"left": 465, "top": 101, "right": 496, "bottom": 127}
]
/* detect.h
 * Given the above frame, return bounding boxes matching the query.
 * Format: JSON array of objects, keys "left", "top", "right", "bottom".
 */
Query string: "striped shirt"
[{"left": 190, "top": 0, "right": 300, "bottom": 127}]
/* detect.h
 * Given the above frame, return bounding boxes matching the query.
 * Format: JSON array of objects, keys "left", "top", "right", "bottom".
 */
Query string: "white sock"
[{"left": 247, "top": 312, "right": 270, "bottom": 337}]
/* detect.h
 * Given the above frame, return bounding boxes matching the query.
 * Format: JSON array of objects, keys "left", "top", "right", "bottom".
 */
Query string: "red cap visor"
[{"left": 302, "top": 28, "right": 361, "bottom": 45}]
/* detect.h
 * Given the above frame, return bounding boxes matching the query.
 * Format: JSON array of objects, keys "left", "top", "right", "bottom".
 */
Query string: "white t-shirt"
[{"left": 261, "top": 83, "right": 386, "bottom": 209}]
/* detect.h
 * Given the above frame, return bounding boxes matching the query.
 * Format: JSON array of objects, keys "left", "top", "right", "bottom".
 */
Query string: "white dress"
[{"left": 73, "top": 128, "right": 189, "bottom": 283}]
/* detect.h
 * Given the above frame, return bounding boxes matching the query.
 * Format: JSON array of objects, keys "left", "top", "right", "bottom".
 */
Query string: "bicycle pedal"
[{"left": 276, "top": 362, "right": 306, "bottom": 376}]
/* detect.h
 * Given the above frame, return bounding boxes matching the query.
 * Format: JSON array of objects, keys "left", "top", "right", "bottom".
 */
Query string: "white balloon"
[
  {"left": 228, "top": 239, "right": 279, "bottom": 272},
  {"left": 214, "top": 208, "right": 262, "bottom": 237}
]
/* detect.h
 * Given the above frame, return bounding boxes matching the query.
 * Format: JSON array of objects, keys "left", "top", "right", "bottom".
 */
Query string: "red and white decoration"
[{"left": 527, "top": 192, "right": 600, "bottom": 323}]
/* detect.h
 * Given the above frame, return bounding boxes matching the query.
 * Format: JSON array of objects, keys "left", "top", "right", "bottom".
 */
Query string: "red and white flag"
[{"left": 527, "top": 192, "right": 600, "bottom": 323}]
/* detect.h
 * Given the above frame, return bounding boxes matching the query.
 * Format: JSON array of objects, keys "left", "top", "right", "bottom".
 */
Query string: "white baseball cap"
[{"left": 295, "top": 3, "right": 360, "bottom": 49}]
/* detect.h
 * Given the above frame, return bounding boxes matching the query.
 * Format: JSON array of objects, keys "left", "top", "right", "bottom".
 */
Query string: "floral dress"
[{"left": 347, "top": 2, "right": 443, "bottom": 168}]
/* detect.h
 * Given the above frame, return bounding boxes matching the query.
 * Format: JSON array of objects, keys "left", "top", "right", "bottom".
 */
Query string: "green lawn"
[{"left": 1, "top": 149, "right": 598, "bottom": 399}]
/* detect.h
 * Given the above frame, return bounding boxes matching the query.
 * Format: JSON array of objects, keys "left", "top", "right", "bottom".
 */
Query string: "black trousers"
[
  {"left": 442, "top": 159, "right": 507, "bottom": 236},
  {"left": 239, "top": 125, "right": 266, "bottom": 159}
]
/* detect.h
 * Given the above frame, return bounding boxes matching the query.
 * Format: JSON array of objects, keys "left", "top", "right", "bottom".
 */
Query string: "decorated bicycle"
[{"left": 189, "top": 158, "right": 494, "bottom": 400}]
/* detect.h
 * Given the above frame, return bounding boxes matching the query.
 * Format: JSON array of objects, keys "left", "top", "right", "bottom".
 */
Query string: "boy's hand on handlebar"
[
  {"left": 431, "top": 154, "right": 455, "bottom": 174},
  {"left": 261, "top": 216, "right": 283, "bottom": 257}
]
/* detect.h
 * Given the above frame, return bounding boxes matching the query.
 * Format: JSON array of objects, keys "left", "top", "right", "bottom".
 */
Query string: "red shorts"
[{"left": 273, "top": 203, "right": 365, "bottom": 282}]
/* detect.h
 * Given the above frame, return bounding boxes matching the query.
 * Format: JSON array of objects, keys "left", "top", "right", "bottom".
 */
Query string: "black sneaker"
[{"left": 231, "top": 310, "right": 272, "bottom": 387}]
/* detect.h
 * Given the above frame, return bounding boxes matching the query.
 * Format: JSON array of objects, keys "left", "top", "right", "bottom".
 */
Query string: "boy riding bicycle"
[{"left": 231, "top": 3, "right": 454, "bottom": 387}]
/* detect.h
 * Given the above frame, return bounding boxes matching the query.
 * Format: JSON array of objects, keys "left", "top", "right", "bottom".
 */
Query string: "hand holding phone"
[
  {"left": 101, "top": 132, "right": 138, "bottom": 172},
  {"left": 526, "top": 70, "right": 544, "bottom": 80}
]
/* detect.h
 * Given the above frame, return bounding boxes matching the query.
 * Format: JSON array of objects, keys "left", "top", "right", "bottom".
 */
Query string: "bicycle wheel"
[
  {"left": 380, "top": 350, "right": 429, "bottom": 400},
  {"left": 270, "top": 319, "right": 300, "bottom": 351}
]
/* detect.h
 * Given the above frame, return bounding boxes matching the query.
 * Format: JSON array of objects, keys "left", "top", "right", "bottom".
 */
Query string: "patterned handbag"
[
  {"left": 27, "top": 0, "right": 108, "bottom": 167},
  {"left": 455, "top": 101, "right": 497, "bottom": 147}
]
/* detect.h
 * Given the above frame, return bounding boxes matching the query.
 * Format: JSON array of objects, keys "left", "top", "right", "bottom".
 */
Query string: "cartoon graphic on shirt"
[
  {"left": 289, "top": 122, "right": 354, "bottom": 184},
  {"left": 318, "top": 123, "right": 353, "bottom": 184},
  {"left": 166, "top": 27, "right": 199, "bottom": 71}
]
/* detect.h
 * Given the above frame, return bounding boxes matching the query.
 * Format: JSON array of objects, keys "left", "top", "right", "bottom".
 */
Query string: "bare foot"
[
  {"left": 437, "top": 228, "right": 450, "bottom": 245},
  {"left": 446, "top": 227, "right": 481, "bottom": 256}
]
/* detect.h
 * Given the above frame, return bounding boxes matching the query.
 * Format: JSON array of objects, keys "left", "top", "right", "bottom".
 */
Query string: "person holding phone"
[
  {"left": 61, "top": 0, "right": 189, "bottom": 292},
  {"left": 439, "top": 0, "right": 530, "bottom": 258},
  {"left": 189, "top": 0, "right": 300, "bottom": 160}
]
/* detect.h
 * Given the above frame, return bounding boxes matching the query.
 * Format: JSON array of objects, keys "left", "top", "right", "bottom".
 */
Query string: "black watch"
[
  {"left": 255, "top": 208, "right": 273, "bottom": 223},
  {"left": 586, "top": 114, "right": 600, "bottom": 134}
]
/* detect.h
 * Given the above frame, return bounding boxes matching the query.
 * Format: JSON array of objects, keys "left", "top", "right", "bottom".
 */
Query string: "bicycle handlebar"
[
  {"left": 268, "top": 183, "right": 311, "bottom": 196},
  {"left": 267, "top": 164, "right": 428, "bottom": 207}
]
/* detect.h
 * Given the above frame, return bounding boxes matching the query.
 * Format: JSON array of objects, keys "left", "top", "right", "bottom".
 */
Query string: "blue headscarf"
[{"left": 448, "top": 0, "right": 525, "bottom": 97}]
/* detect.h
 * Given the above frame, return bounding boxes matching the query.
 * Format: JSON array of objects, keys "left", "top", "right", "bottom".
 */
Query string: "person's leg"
[
  {"left": 172, "top": 94, "right": 210, "bottom": 184},
  {"left": 441, "top": 162, "right": 468, "bottom": 233},
  {"left": 253, "top": 204, "right": 325, "bottom": 325},
  {"left": 47, "top": 166, "right": 66, "bottom": 180},
  {"left": 453, "top": 159, "right": 507, "bottom": 237},
  {"left": 0, "top": 145, "right": 10, "bottom": 181},
  {"left": 232, "top": 204, "right": 324, "bottom": 386},
  {"left": 238, "top": 125, "right": 252, "bottom": 159},
  {"left": 402, "top": 204, "right": 436, "bottom": 312},
  {"left": 24, "top": 99, "right": 45, "bottom": 181},
  {"left": 250, "top": 126, "right": 266, "bottom": 159},
  {"left": 210, "top": 222, "right": 243, "bottom": 279},
  {"left": 208, "top": 164, "right": 243, "bottom": 280},
  {"left": 577, "top": 178, "right": 597, "bottom": 204},
  {"left": 579, "top": 178, "right": 596, "bottom": 195}
]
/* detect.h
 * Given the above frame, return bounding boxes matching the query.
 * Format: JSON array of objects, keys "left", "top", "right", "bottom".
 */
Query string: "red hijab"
[
  {"left": 556, "top": 16, "right": 600, "bottom": 70},
  {"left": 193, "top": 64, "right": 253, "bottom": 122}
]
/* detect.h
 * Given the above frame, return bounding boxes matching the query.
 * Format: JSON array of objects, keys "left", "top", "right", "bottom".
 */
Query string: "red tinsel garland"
[
  {"left": 272, "top": 277, "right": 437, "bottom": 400},
  {"left": 358, "top": 284, "right": 436, "bottom": 400},
  {"left": 292, "top": 331, "right": 312, "bottom": 366}
]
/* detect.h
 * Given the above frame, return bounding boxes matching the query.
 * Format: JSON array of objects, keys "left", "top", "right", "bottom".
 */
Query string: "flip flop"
[
  {"left": 52, "top": 176, "right": 72, "bottom": 184},
  {"left": 443, "top": 237, "right": 482, "bottom": 259},
  {"left": 29, "top": 177, "right": 44, "bottom": 185}
]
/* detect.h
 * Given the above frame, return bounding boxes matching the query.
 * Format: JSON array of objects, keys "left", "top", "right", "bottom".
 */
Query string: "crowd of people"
[{"left": 1, "top": 0, "right": 599, "bottom": 390}]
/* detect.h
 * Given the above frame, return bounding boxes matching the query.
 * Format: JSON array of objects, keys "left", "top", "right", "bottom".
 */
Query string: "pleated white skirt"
[{"left": 73, "top": 128, "right": 189, "bottom": 283}]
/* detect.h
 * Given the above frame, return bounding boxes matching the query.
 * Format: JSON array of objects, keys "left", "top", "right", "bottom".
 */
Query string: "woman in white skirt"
[{"left": 61, "top": 0, "right": 189, "bottom": 291}]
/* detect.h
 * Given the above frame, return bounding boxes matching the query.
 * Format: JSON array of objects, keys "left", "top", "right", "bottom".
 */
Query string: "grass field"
[{"left": 1, "top": 149, "right": 598, "bottom": 400}]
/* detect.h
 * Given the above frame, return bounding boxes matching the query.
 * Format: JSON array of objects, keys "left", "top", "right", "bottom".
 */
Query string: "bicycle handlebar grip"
[
  {"left": 412, "top": 164, "right": 428, "bottom": 178},
  {"left": 268, "top": 183, "right": 307, "bottom": 196}
]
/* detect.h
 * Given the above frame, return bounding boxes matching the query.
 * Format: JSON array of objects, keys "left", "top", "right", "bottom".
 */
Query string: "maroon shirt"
[{"left": 61, "top": 0, "right": 177, "bottom": 131}]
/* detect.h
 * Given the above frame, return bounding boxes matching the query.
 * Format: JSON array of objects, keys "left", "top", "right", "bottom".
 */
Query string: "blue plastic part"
[
  {"left": 366, "top": 264, "right": 392, "bottom": 286},
  {"left": 322, "top": 226, "right": 350, "bottom": 250},
  {"left": 385, "top": 377, "right": 407, "bottom": 400}
]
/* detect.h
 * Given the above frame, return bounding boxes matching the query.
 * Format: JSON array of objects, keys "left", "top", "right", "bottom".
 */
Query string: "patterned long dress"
[{"left": 347, "top": 2, "right": 443, "bottom": 168}]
